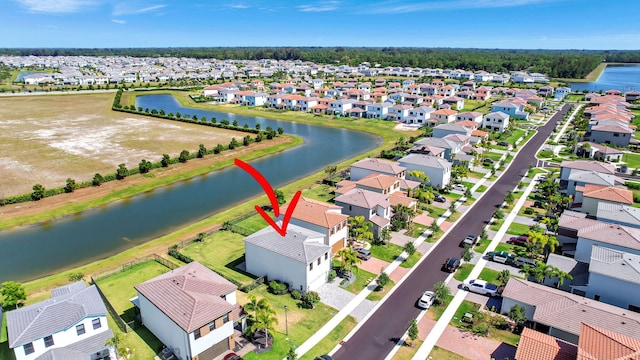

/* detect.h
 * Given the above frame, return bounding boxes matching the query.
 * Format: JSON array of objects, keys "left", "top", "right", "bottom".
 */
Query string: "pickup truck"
[
  {"left": 460, "top": 234, "right": 477, "bottom": 247},
  {"left": 462, "top": 279, "right": 499, "bottom": 296},
  {"left": 487, "top": 251, "right": 516, "bottom": 265}
]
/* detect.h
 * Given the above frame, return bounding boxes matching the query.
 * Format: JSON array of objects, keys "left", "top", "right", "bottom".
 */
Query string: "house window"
[
  {"left": 44, "top": 335, "right": 54, "bottom": 348},
  {"left": 24, "top": 343, "right": 35, "bottom": 355},
  {"left": 309, "top": 262, "right": 313, "bottom": 271},
  {"left": 629, "top": 304, "right": 640, "bottom": 313},
  {"left": 325, "top": 253, "right": 329, "bottom": 260},
  {"left": 92, "top": 318, "right": 102, "bottom": 330},
  {"left": 614, "top": 133, "right": 620, "bottom": 137},
  {"left": 318, "top": 258, "right": 321, "bottom": 265},
  {"left": 209, "top": 321, "right": 216, "bottom": 331},
  {"left": 194, "top": 328, "right": 202, "bottom": 340},
  {"left": 223, "top": 313, "right": 230, "bottom": 323},
  {"left": 594, "top": 294, "right": 601, "bottom": 301},
  {"left": 76, "top": 324, "right": 86, "bottom": 336}
]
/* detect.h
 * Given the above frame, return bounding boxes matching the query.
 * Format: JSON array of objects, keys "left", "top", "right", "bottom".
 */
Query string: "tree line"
[{"left": 2, "top": 47, "right": 636, "bottom": 79}]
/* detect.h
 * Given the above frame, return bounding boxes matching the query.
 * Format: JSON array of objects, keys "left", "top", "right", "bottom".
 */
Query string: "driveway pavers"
[
  {"left": 358, "top": 256, "right": 390, "bottom": 275},
  {"left": 316, "top": 280, "right": 356, "bottom": 311}
]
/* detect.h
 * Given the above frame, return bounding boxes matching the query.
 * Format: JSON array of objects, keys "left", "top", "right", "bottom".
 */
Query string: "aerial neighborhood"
[{"left": 2, "top": 52, "right": 640, "bottom": 360}]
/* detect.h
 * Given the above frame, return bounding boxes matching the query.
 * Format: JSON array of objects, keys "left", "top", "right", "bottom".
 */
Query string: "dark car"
[
  {"left": 443, "top": 257, "right": 461, "bottom": 273},
  {"left": 223, "top": 353, "right": 243, "bottom": 360},
  {"left": 507, "top": 236, "right": 530, "bottom": 247},
  {"left": 514, "top": 257, "right": 537, "bottom": 268},
  {"left": 314, "top": 356, "right": 334, "bottom": 360},
  {"left": 497, "top": 141, "right": 510, "bottom": 147},
  {"left": 355, "top": 248, "right": 371, "bottom": 260},
  {"left": 433, "top": 194, "right": 446, "bottom": 203},
  {"left": 483, "top": 158, "right": 495, "bottom": 164}
]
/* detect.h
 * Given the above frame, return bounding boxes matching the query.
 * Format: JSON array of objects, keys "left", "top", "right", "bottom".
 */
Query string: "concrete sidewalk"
[{"left": 411, "top": 173, "right": 540, "bottom": 360}]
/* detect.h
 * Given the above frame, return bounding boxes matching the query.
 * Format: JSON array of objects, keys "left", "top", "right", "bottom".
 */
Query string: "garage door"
[{"left": 196, "top": 337, "right": 229, "bottom": 360}]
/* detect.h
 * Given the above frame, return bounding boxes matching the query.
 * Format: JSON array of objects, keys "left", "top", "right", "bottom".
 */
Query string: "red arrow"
[{"left": 235, "top": 158, "right": 302, "bottom": 236}]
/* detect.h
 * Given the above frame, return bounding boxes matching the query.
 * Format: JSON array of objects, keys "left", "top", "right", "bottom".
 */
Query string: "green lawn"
[
  {"left": 474, "top": 238, "right": 491, "bottom": 254},
  {"left": 299, "top": 316, "right": 357, "bottom": 360},
  {"left": 0, "top": 312, "right": 15, "bottom": 360},
  {"left": 366, "top": 279, "right": 396, "bottom": 301},
  {"left": 342, "top": 267, "right": 376, "bottom": 294},
  {"left": 450, "top": 300, "right": 477, "bottom": 327},
  {"left": 393, "top": 339, "right": 424, "bottom": 360},
  {"left": 300, "top": 184, "right": 335, "bottom": 203},
  {"left": 428, "top": 346, "right": 470, "bottom": 360},
  {"left": 454, "top": 263, "right": 474, "bottom": 281},
  {"left": 623, "top": 153, "right": 640, "bottom": 168},
  {"left": 406, "top": 223, "right": 428, "bottom": 238},
  {"left": 426, "top": 205, "right": 447, "bottom": 220},
  {"left": 503, "top": 129, "right": 526, "bottom": 144},
  {"left": 233, "top": 212, "right": 271, "bottom": 234},
  {"left": 485, "top": 151, "right": 504, "bottom": 162},
  {"left": 566, "top": 94, "right": 585, "bottom": 102},
  {"left": 370, "top": 243, "right": 403, "bottom": 262},
  {"left": 478, "top": 268, "right": 501, "bottom": 284},
  {"left": 428, "top": 295, "right": 455, "bottom": 321},
  {"left": 96, "top": 260, "right": 171, "bottom": 322},
  {"left": 475, "top": 185, "right": 488, "bottom": 193},
  {"left": 181, "top": 230, "right": 257, "bottom": 286},
  {"left": 537, "top": 149, "right": 554, "bottom": 158},
  {"left": 506, "top": 222, "right": 530, "bottom": 236},
  {"left": 401, "top": 251, "right": 422, "bottom": 268}
]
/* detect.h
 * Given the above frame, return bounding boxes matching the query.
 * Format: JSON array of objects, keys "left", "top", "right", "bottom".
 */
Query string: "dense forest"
[{"left": 1, "top": 47, "right": 639, "bottom": 79}]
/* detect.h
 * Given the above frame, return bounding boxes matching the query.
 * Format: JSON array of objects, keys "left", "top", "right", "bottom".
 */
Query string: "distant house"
[
  {"left": 406, "top": 106, "right": 435, "bottom": 125},
  {"left": 559, "top": 160, "right": 618, "bottom": 198},
  {"left": 481, "top": 111, "right": 510, "bottom": 133},
  {"left": 282, "top": 197, "right": 349, "bottom": 253},
  {"left": 365, "top": 102, "right": 392, "bottom": 119},
  {"left": 625, "top": 90, "right": 640, "bottom": 102},
  {"left": 574, "top": 141, "right": 623, "bottom": 162},
  {"left": 244, "top": 224, "right": 331, "bottom": 292},
  {"left": 432, "top": 123, "right": 473, "bottom": 139},
  {"left": 350, "top": 158, "right": 406, "bottom": 180},
  {"left": 555, "top": 87, "right": 571, "bottom": 100},
  {"left": 430, "top": 108, "right": 457, "bottom": 124},
  {"left": 388, "top": 104, "right": 413, "bottom": 122},
  {"left": 491, "top": 101, "right": 529, "bottom": 120},
  {"left": 135, "top": 262, "right": 240, "bottom": 360},
  {"left": 398, "top": 153, "right": 452, "bottom": 189},
  {"left": 455, "top": 111, "right": 483, "bottom": 124},
  {"left": 412, "top": 137, "right": 462, "bottom": 161},
  {"left": 329, "top": 99, "right": 355, "bottom": 115},
  {"left": 7, "top": 281, "right": 114, "bottom": 360},
  {"left": 244, "top": 92, "right": 268, "bottom": 107},
  {"left": 587, "top": 123, "right": 633, "bottom": 147}
]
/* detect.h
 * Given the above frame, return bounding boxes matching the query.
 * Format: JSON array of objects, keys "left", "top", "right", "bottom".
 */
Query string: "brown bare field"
[{"left": 0, "top": 93, "right": 246, "bottom": 197}]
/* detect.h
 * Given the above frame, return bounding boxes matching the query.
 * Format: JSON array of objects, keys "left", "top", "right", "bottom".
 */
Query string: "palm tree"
[
  {"left": 336, "top": 247, "right": 361, "bottom": 274},
  {"left": 250, "top": 307, "right": 278, "bottom": 347},
  {"left": 244, "top": 295, "right": 272, "bottom": 323},
  {"left": 497, "top": 269, "right": 511, "bottom": 288},
  {"left": 549, "top": 266, "right": 573, "bottom": 288}
]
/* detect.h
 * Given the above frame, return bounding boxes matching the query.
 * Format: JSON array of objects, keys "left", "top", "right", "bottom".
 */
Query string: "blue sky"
[{"left": 1, "top": 0, "right": 639, "bottom": 49}]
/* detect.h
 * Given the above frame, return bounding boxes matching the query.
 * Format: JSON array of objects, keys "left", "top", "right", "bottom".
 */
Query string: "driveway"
[{"left": 315, "top": 279, "right": 377, "bottom": 322}]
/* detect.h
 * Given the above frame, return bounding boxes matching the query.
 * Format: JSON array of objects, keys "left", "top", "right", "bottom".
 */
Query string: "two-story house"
[
  {"left": 491, "top": 100, "right": 529, "bottom": 120},
  {"left": 134, "top": 262, "right": 240, "bottom": 360},
  {"left": 397, "top": 153, "right": 452, "bottom": 189},
  {"left": 430, "top": 108, "right": 457, "bottom": 124},
  {"left": 7, "top": 281, "right": 114, "bottom": 360},
  {"left": 405, "top": 106, "right": 435, "bottom": 125},
  {"left": 482, "top": 111, "right": 510, "bottom": 132},
  {"left": 350, "top": 158, "right": 406, "bottom": 180},
  {"left": 455, "top": 111, "right": 483, "bottom": 125},
  {"left": 559, "top": 160, "right": 618, "bottom": 198},
  {"left": 573, "top": 184, "right": 633, "bottom": 215},
  {"left": 334, "top": 189, "right": 391, "bottom": 238}
]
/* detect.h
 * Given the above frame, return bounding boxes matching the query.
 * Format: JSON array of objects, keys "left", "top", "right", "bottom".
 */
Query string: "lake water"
[
  {"left": 569, "top": 64, "right": 640, "bottom": 92},
  {"left": 0, "top": 95, "right": 381, "bottom": 282}
]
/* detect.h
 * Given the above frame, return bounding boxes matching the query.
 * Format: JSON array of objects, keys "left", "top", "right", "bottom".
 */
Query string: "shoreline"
[{"left": 555, "top": 62, "right": 640, "bottom": 83}]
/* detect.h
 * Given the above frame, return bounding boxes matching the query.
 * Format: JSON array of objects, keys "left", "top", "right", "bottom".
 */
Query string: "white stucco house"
[
  {"left": 334, "top": 188, "right": 391, "bottom": 238},
  {"left": 244, "top": 224, "right": 331, "bottom": 292},
  {"left": 397, "top": 153, "right": 452, "bottom": 189},
  {"left": 574, "top": 184, "right": 633, "bottom": 215},
  {"left": 134, "top": 262, "right": 240, "bottom": 360},
  {"left": 6, "top": 281, "right": 114, "bottom": 360},
  {"left": 482, "top": 111, "right": 510, "bottom": 133}
]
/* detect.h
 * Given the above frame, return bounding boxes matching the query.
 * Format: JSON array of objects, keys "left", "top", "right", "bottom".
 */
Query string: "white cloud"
[
  {"left": 367, "top": 0, "right": 557, "bottom": 14},
  {"left": 15, "top": 0, "right": 96, "bottom": 13},
  {"left": 112, "top": 3, "right": 167, "bottom": 16},
  {"left": 298, "top": 1, "right": 339, "bottom": 12},
  {"left": 229, "top": 4, "right": 249, "bottom": 9},
  {"left": 111, "top": 19, "right": 126, "bottom": 24}
]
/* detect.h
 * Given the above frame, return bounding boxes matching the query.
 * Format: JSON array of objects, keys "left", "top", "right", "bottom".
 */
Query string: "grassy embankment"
[
  {"left": 554, "top": 62, "right": 607, "bottom": 83},
  {"left": 18, "top": 89, "right": 417, "bottom": 302}
]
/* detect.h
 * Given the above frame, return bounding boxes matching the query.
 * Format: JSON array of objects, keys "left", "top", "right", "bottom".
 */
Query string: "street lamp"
[{"left": 284, "top": 305, "right": 289, "bottom": 336}]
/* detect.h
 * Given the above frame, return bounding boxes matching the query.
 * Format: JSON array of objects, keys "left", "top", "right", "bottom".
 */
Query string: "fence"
[
  {"left": 91, "top": 277, "right": 131, "bottom": 333},
  {"left": 91, "top": 253, "right": 179, "bottom": 282}
]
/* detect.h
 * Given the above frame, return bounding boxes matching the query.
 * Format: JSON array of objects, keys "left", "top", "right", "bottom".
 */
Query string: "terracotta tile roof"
[
  {"left": 135, "top": 262, "right": 236, "bottom": 332},
  {"left": 515, "top": 328, "right": 578, "bottom": 360},
  {"left": 356, "top": 173, "right": 399, "bottom": 191},
  {"left": 389, "top": 193, "right": 416, "bottom": 208},
  {"left": 577, "top": 323, "right": 640, "bottom": 360},
  {"left": 432, "top": 109, "right": 457, "bottom": 116},
  {"left": 577, "top": 184, "right": 633, "bottom": 204},
  {"left": 472, "top": 129, "right": 489, "bottom": 137},
  {"left": 502, "top": 278, "right": 640, "bottom": 340},
  {"left": 282, "top": 197, "right": 348, "bottom": 228}
]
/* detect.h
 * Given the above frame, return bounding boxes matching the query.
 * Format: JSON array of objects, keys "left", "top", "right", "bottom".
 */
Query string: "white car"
[
  {"left": 452, "top": 184, "right": 467, "bottom": 192},
  {"left": 462, "top": 279, "right": 499, "bottom": 296},
  {"left": 417, "top": 290, "right": 435, "bottom": 309}
]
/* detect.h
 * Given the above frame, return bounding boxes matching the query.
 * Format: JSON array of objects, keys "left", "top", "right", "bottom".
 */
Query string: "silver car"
[{"left": 417, "top": 290, "right": 435, "bottom": 309}]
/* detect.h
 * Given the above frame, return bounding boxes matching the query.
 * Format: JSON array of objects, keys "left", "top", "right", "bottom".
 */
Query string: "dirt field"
[{"left": 0, "top": 93, "right": 247, "bottom": 196}]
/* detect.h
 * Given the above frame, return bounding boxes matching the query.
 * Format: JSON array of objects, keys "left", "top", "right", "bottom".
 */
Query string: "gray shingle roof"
[
  {"left": 244, "top": 224, "right": 329, "bottom": 264},
  {"left": 135, "top": 261, "right": 236, "bottom": 333},
  {"left": 414, "top": 137, "right": 457, "bottom": 149},
  {"left": 34, "top": 329, "right": 114, "bottom": 360},
  {"left": 560, "top": 160, "right": 616, "bottom": 175},
  {"left": 7, "top": 282, "right": 107, "bottom": 348},
  {"left": 485, "top": 111, "right": 510, "bottom": 119},
  {"left": 398, "top": 153, "right": 452, "bottom": 170},
  {"left": 350, "top": 158, "right": 405, "bottom": 175},
  {"left": 597, "top": 203, "right": 640, "bottom": 227},
  {"left": 589, "top": 245, "right": 640, "bottom": 285},
  {"left": 568, "top": 170, "right": 615, "bottom": 186}
]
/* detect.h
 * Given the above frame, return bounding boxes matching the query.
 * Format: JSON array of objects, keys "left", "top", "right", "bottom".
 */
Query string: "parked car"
[
  {"left": 442, "top": 257, "right": 461, "bottom": 273},
  {"left": 314, "top": 356, "right": 333, "bottom": 360},
  {"left": 536, "top": 212, "right": 558, "bottom": 222},
  {"left": 355, "top": 248, "right": 371, "bottom": 260},
  {"left": 462, "top": 279, "right": 499, "bottom": 296},
  {"left": 433, "top": 194, "right": 446, "bottom": 203},
  {"left": 507, "top": 236, "right": 530, "bottom": 247},
  {"left": 417, "top": 290, "right": 435, "bottom": 309},
  {"left": 452, "top": 183, "right": 467, "bottom": 192},
  {"left": 483, "top": 158, "right": 495, "bottom": 164},
  {"left": 514, "top": 257, "right": 537, "bottom": 268},
  {"left": 460, "top": 234, "right": 477, "bottom": 247},
  {"left": 490, "top": 251, "right": 516, "bottom": 265},
  {"left": 497, "top": 141, "right": 509, "bottom": 147},
  {"left": 224, "top": 353, "right": 243, "bottom": 360}
]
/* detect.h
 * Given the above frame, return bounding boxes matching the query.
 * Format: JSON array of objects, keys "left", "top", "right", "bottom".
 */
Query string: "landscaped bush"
[
  {"left": 471, "top": 323, "right": 489, "bottom": 336},
  {"left": 626, "top": 182, "right": 640, "bottom": 190},
  {"left": 268, "top": 280, "right": 288, "bottom": 295},
  {"left": 490, "top": 315, "right": 510, "bottom": 330},
  {"left": 291, "top": 290, "right": 302, "bottom": 300},
  {"left": 300, "top": 291, "right": 320, "bottom": 309},
  {"left": 327, "top": 269, "right": 337, "bottom": 283},
  {"left": 524, "top": 207, "right": 535, "bottom": 215},
  {"left": 168, "top": 249, "right": 194, "bottom": 264}
]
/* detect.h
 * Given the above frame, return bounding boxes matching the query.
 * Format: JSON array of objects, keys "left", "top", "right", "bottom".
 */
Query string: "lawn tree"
[
  {"left": 407, "top": 319, "right": 419, "bottom": 347},
  {"left": 507, "top": 304, "right": 527, "bottom": 329},
  {"left": 349, "top": 216, "right": 374, "bottom": 243},
  {"left": 179, "top": 150, "right": 190, "bottom": 163},
  {"left": 497, "top": 269, "right": 511, "bottom": 288},
  {"left": 251, "top": 305, "right": 278, "bottom": 347},
  {"left": 286, "top": 345, "right": 298, "bottom": 360},
  {"left": 274, "top": 189, "right": 286, "bottom": 205},
  {"left": 116, "top": 163, "right": 128, "bottom": 180},
  {"left": 336, "top": 247, "right": 361, "bottom": 275},
  {"left": 433, "top": 281, "right": 451, "bottom": 306},
  {"left": 407, "top": 170, "right": 429, "bottom": 187},
  {"left": 0, "top": 281, "right": 26, "bottom": 309},
  {"left": 197, "top": 144, "right": 207, "bottom": 158},
  {"left": 31, "top": 184, "right": 45, "bottom": 201},
  {"left": 324, "top": 165, "right": 338, "bottom": 184},
  {"left": 377, "top": 269, "right": 390, "bottom": 288},
  {"left": 504, "top": 191, "right": 515, "bottom": 205},
  {"left": 429, "top": 220, "right": 440, "bottom": 236},
  {"left": 404, "top": 241, "right": 416, "bottom": 256},
  {"left": 138, "top": 159, "right": 152, "bottom": 174},
  {"left": 64, "top": 178, "right": 77, "bottom": 193},
  {"left": 376, "top": 226, "right": 391, "bottom": 246},
  {"left": 461, "top": 245, "right": 473, "bottom": 262},
  {"left": 92, "top": 173, "right": 104, "bottom": 186},
  {"left": 451, "top": 165, "right": 468, "bottom": 184},
  {"left": 390, "top": 204, "right": 416, "bottom": 231}
]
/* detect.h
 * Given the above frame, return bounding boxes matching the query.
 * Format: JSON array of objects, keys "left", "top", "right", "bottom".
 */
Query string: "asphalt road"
[{"left": 333, "top": 104, "right": 571, "bottom": 360}]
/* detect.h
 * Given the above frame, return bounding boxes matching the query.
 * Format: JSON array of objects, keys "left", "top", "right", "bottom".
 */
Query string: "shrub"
[
  {"left": 168, "top": 249, "right": 193, "bottom": 263},
  {"left": 494, "top": 209, "right": 505, "bottom": 220},
  {"left": 327, "top": 269, "right": 337, "bottom": 283},
  {"left": 471, "top": 323, "right": 488, "bottom": 336},
  {"left": 291, "top": 290, "right": 302, "bottom": 300},
  {"left": 67, "top": 272, "right": 84, "bottom": 282},
  {"left": 524, "top": 207, "right": 535, "bottom": 215},
  {"left": 268, "top": 280, "right": 288, "bottom": 295},
  {"left": 626, "top": 182, "right": 640, "bottom": 190},
  {"left": 300, "top": 291, "right": 320, "bottom": 309},
  {"left": 377, "top": 271, "right": 390, "bottom": 288},
  {"left": 490, "top": 315, "right": 509, "bottom": 330}
]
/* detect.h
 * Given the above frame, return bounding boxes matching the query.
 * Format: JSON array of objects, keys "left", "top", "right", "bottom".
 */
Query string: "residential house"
[
  {"left": 7, "top": 281, "right": 114, "bottom": 360},
  {"left": 334, "top": 188, "right": 391, "bottom": 238},
  {"left": 455, "top": 111, "right": 483, "bottom": 125},
  {"left": 555, "top": 87, "right": 572, "bottom": 100},
  {"left": 311, "top": 78, "right": 323, "bottom": 89},
  {"left": 482, "top": 112, "right": 510, "bottom": 133},
  {"left": 430, "top": 108, "right": 457, "bottom": 124},
  {"left": 596, "top": 203, "right": 640, "bottom": 229},
  {"left": 442, "top": 96, "right": 464, "bottom": 110},
  {"left": 244, "top": 92, "right": 268, "bottom": 107},
  {"left": 388, "top": 104, "right": 413, "bottom": 122},
  {"left": 329, "top": 99, "right": 355, "bottom": 115},
  {"left": 412, "top": 137, "right": 463, "bottom": 161},
  {"left": 538, "top": 85, "right": 555, "bottom": 97},
  {"left": 574, "top": 141, "right": 623, "bottom": 162},
  {"left": 283, "top": 197, "right": 349, "bottom": 253},
  {"left": 398, "top": 153, "right": 452, "bottom": 189},
  {"left": 405, "top": 106, "right": 435, "bottom": 125},
  {"left": 244, "top": 224, "right": 331, "bottom": 292},
  {"left": 574, "top": 184, "right": 633, "bottom": 215},
  {"left": 135, "top": 262, "right": 240, "bottom": 360},
  {"left": 350, "top": 158, "right": 406, "bottom": 180},
  {"left": 559, "top": 160, "right": 617, "bottom": 198},
  {"left": 501, "top": 277, "right": 640, "bottom": 344},
  {"left": 491, "top": 101, "right": 529, "bottom": 120},
  {"left": 625, "top": 91, "right": 640, "bottom": 102},
  {"left": 587, "top": 123, "right": 633, "bottom": 147},
  {"left": 432, "top": 123, "right": 473, "bottom": 139}
]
